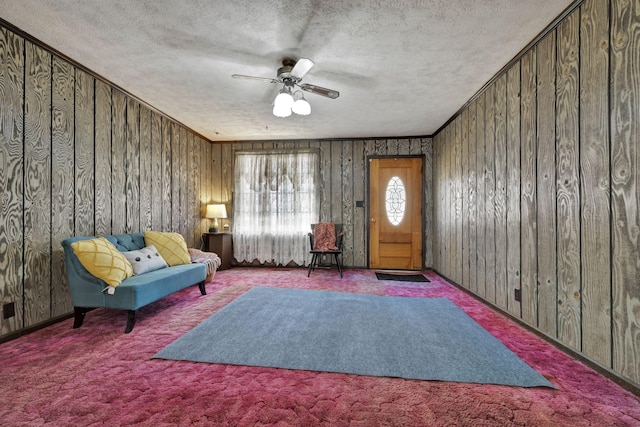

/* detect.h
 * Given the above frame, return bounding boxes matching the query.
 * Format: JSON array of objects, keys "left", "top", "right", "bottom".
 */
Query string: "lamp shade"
[{"left": 205, "top": 204, "right": 227, "bottom": 219}]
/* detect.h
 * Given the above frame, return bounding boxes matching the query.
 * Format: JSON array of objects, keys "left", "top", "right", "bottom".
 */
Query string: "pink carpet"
[{"left": 1, "top": 268, "right": 638, "bottom": 426}]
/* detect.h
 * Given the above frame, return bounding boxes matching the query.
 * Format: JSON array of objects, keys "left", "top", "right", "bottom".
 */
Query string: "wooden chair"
[{"left": 307, "top": 223, "right": 344, "bottom": 278}]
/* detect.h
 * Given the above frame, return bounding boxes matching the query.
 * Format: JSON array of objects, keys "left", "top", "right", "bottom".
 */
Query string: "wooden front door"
[{"left": 369, "top": 157, "right": 423, "bottom": 270}]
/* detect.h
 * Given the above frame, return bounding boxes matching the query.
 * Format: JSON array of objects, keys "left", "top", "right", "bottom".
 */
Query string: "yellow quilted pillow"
[
  {"left": 71, "top": 237, "right": 133, "bottom": 287},
  {"left": 143, "top": 231, "right": 191, "bottom": 266}
]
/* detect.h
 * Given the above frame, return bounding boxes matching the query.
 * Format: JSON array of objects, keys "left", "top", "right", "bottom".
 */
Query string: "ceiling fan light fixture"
[
  {"left": 272, "top": 103, "right": 292, "bottom": 117},
  {"left": 274, "top": 87, "right": 294, "bottom": 109},
  {"left": 292, "top": 91, "right": 311, "bottom": 115}
]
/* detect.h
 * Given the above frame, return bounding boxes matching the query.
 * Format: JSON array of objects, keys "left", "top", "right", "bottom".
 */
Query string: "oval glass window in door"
[{"left": 385, "top": 176, "right": 406, "bottom": 226}]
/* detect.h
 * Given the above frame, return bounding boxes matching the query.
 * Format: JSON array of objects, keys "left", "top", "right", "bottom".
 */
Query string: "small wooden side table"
[{"left": 203, "top": 233, "right": 233, "bottom": 270}]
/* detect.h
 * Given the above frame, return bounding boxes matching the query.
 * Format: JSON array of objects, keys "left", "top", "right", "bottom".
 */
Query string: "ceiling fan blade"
[
  {"left": 232, "top": 74, "right": 279, "bottom": 84},
  {"left": 291, "top": 58, "right": 314, "bottom": 79},
  {"left": 299, "top": 83, "right": 340, "bottom": 99}
]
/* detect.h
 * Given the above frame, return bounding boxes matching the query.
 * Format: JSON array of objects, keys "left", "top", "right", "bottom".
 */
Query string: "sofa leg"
[
  {"left": 73, "top": 307, "right": 87, "bottom": 329},
  {"left": 124, "top": 310, "right": 136, "bottom": 334},
  {"left": 198, "top": 281, "right": 206, "bottom": 295}
]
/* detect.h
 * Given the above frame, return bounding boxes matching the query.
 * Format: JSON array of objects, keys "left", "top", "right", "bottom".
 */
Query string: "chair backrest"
[{"left": 310, "top": 223, "right": 344, "bottom": 250}]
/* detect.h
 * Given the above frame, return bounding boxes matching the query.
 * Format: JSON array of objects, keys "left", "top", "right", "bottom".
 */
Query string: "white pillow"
[{"left": 122, "top": 245, "right": 168, "bottom": 275}]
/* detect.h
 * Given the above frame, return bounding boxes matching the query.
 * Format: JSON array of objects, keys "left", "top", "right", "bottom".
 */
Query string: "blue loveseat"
[{"left": 61, "top": 233, "right": 207, "bottom": 333}]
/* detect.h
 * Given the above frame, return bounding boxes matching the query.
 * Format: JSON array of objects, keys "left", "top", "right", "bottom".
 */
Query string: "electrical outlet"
[
  {"left": 514, "top": 289, "right": 521, "bottom": 302},
  {"left": 3, "top": 302, "right": 16, "bottom": 319}
]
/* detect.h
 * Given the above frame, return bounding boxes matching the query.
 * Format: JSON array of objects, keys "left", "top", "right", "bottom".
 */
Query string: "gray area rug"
[{"left": 153, "top": 287, "right": 554, "bottom": 387}]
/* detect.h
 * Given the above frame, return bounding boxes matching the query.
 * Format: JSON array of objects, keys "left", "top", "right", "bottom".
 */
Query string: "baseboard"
[
  {"left": 0, "top": 313, "right": 74, "bottom": 345},
  {"left": 433, "top": 269, "right": 640, "bottom": 397}
]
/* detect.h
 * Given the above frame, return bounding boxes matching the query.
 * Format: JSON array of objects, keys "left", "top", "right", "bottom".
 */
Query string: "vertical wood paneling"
[
  {"left": 0, "top": 28, "right": 24, "bottom": 334},
  {"left": 461, "top": 112, "right": 470, "bottom": 287},
  {"left": 94, "top": 80, "right": 111, "bottom": 236},
  {"left": 207, "top": 142, "right": 214, "bottom": 224},
  {"left": 341, "top": 141, "right": 354, "bottom": 267},
  {"left": 111, "top": 90, "right": 127, "bottom": 234},
  {"left": 467, "top": 101, "right": 477, "bottom": 293},
  {"left": 475, "top": 92, "right": 487, "bottom": 298},
  {"left": 74, "top": 69, "right": 95, "bottom": 237},
  {"left": 187, "top": 134, "right": 195, "bottom": 245},
  {"left": 484, "top": 85, "right": 496, "bottom": 304},
  {"left": 125, "top": 98, "right": 140, "bottom": 234},
  {"left": 445, "top": 126, "right": 452, "bottom": 278},
  {"left": 352, "top": 139, "right": 366, "bottom": 267},
  {"left": 421, "top": 138, "right": 434, "bottom": 269},
  {"left": 319, "top": 141, "right": 331, "bottom": 222},
  {"left": 161, "top": 119, "right": 172, "bottom": 231},
  {"left": 579, "top": 0, "right": 612, "bottom": 366},
  {"left": 330, "top": 141, "right": 343, "bottom": 224},
  {"left": 170, "top": 123, "right": 180, "bottom": 233},
  {"left": 494, "top": 74, "right": 508, "bottom": 310},
  {"left": 190, "top": 134, "right": 200, "bottom": 247},
  {"left": 441, "top": 128, "right": 449, "bottom": 276},
  {"left": 537, "top": 32, "right": 558, "bottom": 335},
  {"left": 520, "top": 48, "right": 538, "bottom": 325},
  {"left": 199, "top": 139, "right": 207, "bottom": 237},
  {"left": 221, "top": 143, "right": 233, "bottom": 230},
  {"left": 556, "top": 12, "right": 582, "bottom": 349},
  {"left": 200, "top": 139, "right": 209, "bottom": 235},
  {"left": 150, "top": 112, "right": 163, "bottom": 231},
  {"left": 221, "top": 142, "right": 232, "bottom": 202},
  {"left": 173, "top": 129, "right": 189, "bottom": 236},
  {"left": 433, "top": 135, "right": 442, "bottom": 271},
  {"left": 179, "top": 127, "right": 188, "bottom": 239},
  {"left": 610, "top": 0, "right": 640, "bottom": 384},
  {"left": 423, "top": 0, "right": 638, "bottom": 388},
  {"left": 211, "top": 140, "right": 221, "bottom": 212},
  {"left": 23, "top": 42, "right": 51, "bottom": 327},
  {"left": 398, "top": 138, "right": 411, "bottom": 155},
  {"left": 453, "top": 118, "right": 463, "bottom": 283},
  {"left": 506, "top": 62, "right": 522, "bottom": 317},
  {"left": 139, "top": 106, "right": 152, "bottom": 232},
  {"left": 51, "top": 57, "right": 75, "bottom": 317}
]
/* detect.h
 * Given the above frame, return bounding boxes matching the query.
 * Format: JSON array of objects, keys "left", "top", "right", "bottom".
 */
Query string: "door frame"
[{"left": 366, "top": 154, "right": 425, "bottom": 270}]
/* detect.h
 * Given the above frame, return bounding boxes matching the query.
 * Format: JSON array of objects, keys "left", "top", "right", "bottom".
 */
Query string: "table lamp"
[{"left": 205, "top": 204, "right": 227, "bottom": 232}]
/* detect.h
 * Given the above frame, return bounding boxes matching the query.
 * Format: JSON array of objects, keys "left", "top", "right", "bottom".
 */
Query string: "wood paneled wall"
[
  {"left": 213, "top": 139, "right": 433, "bottom": 269},
  {"left": 433, "top": 0, "right": 639, "bottom": 386},
  {"left": 0, "top": 26, "right": 216, "bottom": 337}
]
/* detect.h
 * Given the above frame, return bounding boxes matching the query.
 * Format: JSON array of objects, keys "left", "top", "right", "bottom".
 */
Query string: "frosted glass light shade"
[
  {"left": 273, "top": 104, "right": 292, "bottom": 117},
  {"left": 292, "top": 98, "right": 311, "bottom": 115},
  {"left": 274, "top": 90, "right": 294, "bottom": 109}
]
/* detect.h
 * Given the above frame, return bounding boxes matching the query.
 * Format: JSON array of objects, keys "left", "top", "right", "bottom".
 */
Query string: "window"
[
  {"left": 385, "top": 176, "right": 406, "bottom": 226},
  {"left": 233, "top": 150, "right": 319, "bottom": 265}
]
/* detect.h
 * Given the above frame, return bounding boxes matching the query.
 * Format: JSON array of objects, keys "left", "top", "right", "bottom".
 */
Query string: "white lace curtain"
[{"left": 233, "top": 150, "right": 319, "bottom": 265}]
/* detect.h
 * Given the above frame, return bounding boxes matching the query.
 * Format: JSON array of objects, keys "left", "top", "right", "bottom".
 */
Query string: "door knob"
[{"left": 370, "top": 218, "right": 376, "bottom": 222}]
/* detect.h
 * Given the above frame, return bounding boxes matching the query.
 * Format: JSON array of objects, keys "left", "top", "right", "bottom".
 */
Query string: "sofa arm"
[{"left": 61, "top": 236, "right": 109, "bottom": 308}]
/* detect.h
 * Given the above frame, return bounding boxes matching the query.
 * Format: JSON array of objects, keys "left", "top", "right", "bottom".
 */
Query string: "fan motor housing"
[{"left": 277, "top": 58, "right": 299, "bottom": 82}]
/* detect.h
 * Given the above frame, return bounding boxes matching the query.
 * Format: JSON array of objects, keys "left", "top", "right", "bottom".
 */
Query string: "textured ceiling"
[{"left": 0, "top": 1, "right": 574, "bottom": 141}]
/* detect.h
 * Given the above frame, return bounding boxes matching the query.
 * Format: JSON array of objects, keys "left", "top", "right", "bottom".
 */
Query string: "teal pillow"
[{"left": 122, "top": 245, "right": 168, "bottom": 275}]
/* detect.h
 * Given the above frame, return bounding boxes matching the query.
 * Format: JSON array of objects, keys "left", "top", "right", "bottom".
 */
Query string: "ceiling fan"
[{"left": 232, "top": 58, "right": 339, "bottom": 117}]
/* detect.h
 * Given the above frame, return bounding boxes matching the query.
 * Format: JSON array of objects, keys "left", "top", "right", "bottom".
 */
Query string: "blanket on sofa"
[{"left": 188, "top": 248, "right": 221, "bottom": 282}]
